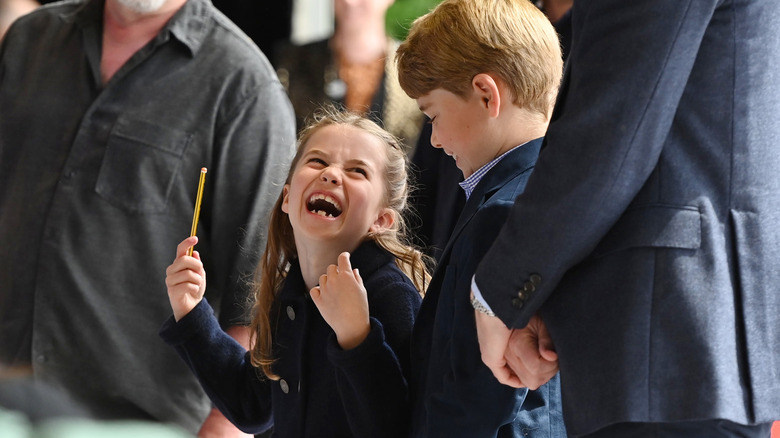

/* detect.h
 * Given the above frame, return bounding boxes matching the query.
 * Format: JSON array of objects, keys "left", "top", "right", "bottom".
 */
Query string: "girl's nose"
[{"left": 320, "top": 167, "right": 342, "bottom": 185}]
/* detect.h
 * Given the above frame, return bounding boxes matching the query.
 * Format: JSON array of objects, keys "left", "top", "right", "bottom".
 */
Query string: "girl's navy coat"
[{"left": 160, "top": 241, "right": 421, "bottom": 437}]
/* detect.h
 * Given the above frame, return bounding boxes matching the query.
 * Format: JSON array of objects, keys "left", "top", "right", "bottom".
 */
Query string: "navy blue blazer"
[
  {"left": 410, "top": 139, "right": 565, "bottom": 438},
  {"left": 160, "top": 241, "right": 421, "bottom": 437},
  {"left": 475, "top": 0, "right": 780, "bottom": 436}
]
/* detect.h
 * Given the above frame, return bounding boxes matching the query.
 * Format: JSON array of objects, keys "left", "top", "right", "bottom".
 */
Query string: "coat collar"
[
  {"left": 445, "top": 137, "right": 544, "bottom": 258},
  {"left": 63, "top": 0, "right": 212, "bottom": 56},
  {"left": 284, "top": 240, "right": 394, "bottom": 297}
]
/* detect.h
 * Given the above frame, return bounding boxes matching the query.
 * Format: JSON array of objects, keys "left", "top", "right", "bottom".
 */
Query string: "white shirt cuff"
[{"left": 471, "top": 275, "right": 494, "bottom": 313}]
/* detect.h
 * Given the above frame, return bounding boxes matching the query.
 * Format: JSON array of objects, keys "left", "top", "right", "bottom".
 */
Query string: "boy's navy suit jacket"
[
  {"left": 410, "top": 138, "right": 564, "bottom": 438},
  {"left": 474, "top": 0, "right": 780, "bottom": 436}
]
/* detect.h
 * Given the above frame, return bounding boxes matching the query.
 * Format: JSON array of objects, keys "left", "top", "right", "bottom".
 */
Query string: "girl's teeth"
[{"left": 309, "top": 194, "right": 342, "bottom": 212}]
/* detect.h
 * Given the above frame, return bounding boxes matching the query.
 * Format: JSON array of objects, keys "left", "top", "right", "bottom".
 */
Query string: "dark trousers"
[{"left": 580, "top": 420, "right": 772, "bottom": 438}]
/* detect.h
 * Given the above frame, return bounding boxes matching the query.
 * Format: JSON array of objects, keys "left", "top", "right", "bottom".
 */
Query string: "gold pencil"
[{"left": 188, "top": 167, "right": 207, "bottom": 256}]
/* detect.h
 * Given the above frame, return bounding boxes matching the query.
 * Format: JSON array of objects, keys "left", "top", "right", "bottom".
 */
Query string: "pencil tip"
[{"left": 201, "top": 167, "right": 207, "bottom": 173}]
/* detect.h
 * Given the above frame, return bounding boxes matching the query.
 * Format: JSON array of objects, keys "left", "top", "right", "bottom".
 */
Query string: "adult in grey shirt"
[{"left": 0, "top": 0, "right": 296, "bottom": 435}]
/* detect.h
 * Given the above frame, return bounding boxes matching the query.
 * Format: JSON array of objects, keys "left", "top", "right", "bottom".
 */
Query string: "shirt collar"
[
  {"left": 459, "top": 141, "right": 528, "bottom": 200},
  {"left": 62, "top": 0, "right": 102, "bottom": 27},
  {"left": 166, "top": 0, "right": 210, "bottom": 55},
  {"left": 63, "top": 0, "right": 211, "bottom": 56}
]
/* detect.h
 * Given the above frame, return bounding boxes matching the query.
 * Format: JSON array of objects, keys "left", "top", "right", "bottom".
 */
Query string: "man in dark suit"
[{"left": 472, "top": 0, "right": 780, "bottom": 437}]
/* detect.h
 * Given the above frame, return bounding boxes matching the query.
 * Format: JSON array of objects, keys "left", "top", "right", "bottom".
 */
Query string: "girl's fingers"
[
  {"left": 310, "top": 286, "right": 321, "bottom": 302},
  {"left": 337, "top": 252, "right": 352, "bottom": 274},
  {"left": 353, "top": 268, "right": 363, "bottom": 286},
  {"left": 176, "top": 236, "right": 199, "bottom": 257},
  {"left": 191, "top": 251, "right": 206, "bottom": 279},
  {"left": 166, "top": 257, "right": 202, "bottom": 278},
  {"left": 321, "top": 253, "right": 352, "bottom": 281},
  {"left": 165, "top": 267, "right": 203, "bottom": 288}
]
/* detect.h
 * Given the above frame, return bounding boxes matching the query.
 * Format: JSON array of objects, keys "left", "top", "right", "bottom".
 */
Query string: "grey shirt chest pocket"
[{"left": 95, "top": 118, "right": 192, "bottom": 214}]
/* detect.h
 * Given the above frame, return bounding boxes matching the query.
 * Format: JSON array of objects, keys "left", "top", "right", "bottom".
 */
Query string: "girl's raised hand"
[
  {"left": 310, "top": 252, "right": 370, "bottom": 350},
  {"left": 165, "top": 236, "right": 207, "bottom": 321}
]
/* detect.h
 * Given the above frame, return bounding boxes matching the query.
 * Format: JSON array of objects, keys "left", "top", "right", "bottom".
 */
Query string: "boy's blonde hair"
[
  {"left": 396, "top": 0, "right": 563, "bottom": 118},
  {"left": 249, "top": 106, "right": 431, "bottom": 379}
]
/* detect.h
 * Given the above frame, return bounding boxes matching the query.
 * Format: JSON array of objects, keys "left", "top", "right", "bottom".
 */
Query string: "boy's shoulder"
[
  {"left": 470, "top": 138, "right": 543, "bottom": 203},
  {"left": 467, "top": 176, "right": 525, "bottom": 232},
  {"left": 447, "top": 139, "right": 544, "bottom": 258},
  {"left": 447, "top": 184, "right": 522, "bottom": 256}
]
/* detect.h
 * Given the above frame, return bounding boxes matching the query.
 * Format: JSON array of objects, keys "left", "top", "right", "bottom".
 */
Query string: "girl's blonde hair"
[
  {"left": 396, "top": 0, "right": 563, "bottom": 119},
  {"left": 249, "top": 106, "right": 431, "bottom": 379}
]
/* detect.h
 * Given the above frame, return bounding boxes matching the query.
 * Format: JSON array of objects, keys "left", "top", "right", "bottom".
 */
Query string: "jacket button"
[
  {"left": 280, "top": 379, "right": 289, "bottom": 394},
  {"left": 529, "top": 273, "right": 542, "bottom": 285},
  {"left": 512, "top": 297, "right": 524, "bottom": 309},
  {"left": 286, "top": 306, "right": 295, "bottom": 321},
  {"left": 522, "top": 281, "right": 535, "bottom": 293},
  {"left": 517, "top": 291, "right": 526, "bottom": 300}
]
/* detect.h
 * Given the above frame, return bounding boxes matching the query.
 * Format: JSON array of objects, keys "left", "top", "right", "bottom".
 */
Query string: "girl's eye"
[
  {"left": 308, "top": 158, "right": 327, "bottom": 166},
  {"left": 350, "top": 167, "right": 368, "bottom": 177}
]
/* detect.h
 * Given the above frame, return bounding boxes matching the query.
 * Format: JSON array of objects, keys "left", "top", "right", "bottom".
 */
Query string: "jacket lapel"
[
  {"left": 439, "top": 138, "right": 543, "bottom": 263},
  {"left": 418, "top": 138, "right": 543, "bottom": 314}
]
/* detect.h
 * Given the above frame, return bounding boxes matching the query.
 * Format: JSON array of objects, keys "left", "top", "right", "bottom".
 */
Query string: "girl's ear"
[
  {"left": 280, "top": 184, "right": 290, "bottom": 214},
  {"left": 472, "top": 73, "right": 501, "bottom": 118},
  {"left": 369, "top": 208, "right": 396, "bottom": 234}
]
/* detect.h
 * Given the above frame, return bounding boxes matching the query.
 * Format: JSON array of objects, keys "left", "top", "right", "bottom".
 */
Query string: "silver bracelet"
[{"left": 470, "top": 294, "right": 496, "bottom": 317}]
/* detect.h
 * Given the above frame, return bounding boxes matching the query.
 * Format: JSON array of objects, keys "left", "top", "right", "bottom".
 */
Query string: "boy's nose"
[{"left": 429, "top": 130, "right": 442, "bottom": 149}]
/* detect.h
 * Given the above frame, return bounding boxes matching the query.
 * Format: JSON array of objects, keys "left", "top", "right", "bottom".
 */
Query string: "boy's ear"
[
  {"left": 472, "top": 73, "right": 501, "bottom": 118},
  {"left": 281, "top": 184, "right": 290, "bottom": 214},
  {"left": 369, "top": 208, "right": 396, "bottom": 234}
]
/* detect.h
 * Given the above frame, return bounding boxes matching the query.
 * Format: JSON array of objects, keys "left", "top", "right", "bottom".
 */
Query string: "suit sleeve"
[{"left": 475, "top": 0, "right": 720, "bottom": 328}]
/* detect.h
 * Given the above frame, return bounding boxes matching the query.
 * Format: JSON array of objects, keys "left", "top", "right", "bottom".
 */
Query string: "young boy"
[{"left": 395, "top": 0, "right": 566, "bottom": 436}]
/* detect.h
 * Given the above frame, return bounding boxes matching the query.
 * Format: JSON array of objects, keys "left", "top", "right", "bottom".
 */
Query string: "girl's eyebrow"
[
  {"left": 347, "top": 159, "right": 372, "bottom": 168},
  {"left": 304, "top": 148, "right": 376, "bottom": 169},
  {"left": 303, "top": 148, "right": 327, "bottom": 158}
]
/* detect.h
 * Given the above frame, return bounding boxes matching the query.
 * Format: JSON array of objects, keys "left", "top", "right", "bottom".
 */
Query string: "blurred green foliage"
[{"left": 386, "top": 0, "right": 441, "bottom": 40}]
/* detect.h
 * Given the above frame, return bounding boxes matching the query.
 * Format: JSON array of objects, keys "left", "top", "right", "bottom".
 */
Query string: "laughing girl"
[{"left": 161, "top": 108, "right": 429, "bottom": 437}]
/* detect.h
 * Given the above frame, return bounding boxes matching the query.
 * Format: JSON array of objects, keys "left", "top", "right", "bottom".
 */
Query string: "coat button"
[
  {"left": 512, "top": 297, "right": 524, "bottom": 309},
  {"left": 280, "top": 379, "right": 289, "bottom": 394},
  {"left": 517, "top": 291, "right": 526, "bottom": 300},
  {"left": 522, "top": 281, "right": 535, "bottom": 293},
  {"left": 286, "top": 306, "right": 295, "bottom": 320},
  {"left": 529, "top": 273, "right": 542, "bottom": 285}
]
